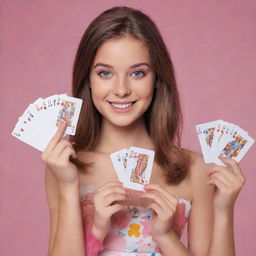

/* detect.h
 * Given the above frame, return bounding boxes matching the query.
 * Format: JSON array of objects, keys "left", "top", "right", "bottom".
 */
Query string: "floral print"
[{"left": 80, "top": 185, "right": 191, "bottom": 255}]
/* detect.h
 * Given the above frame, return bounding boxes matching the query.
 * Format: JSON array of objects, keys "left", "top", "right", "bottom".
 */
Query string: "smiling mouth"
[{"left": 108, "top": 101, "right": 136, "bottom": 109}]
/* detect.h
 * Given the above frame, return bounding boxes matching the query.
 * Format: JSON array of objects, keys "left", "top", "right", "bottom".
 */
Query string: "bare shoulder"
[
  {"left": 186, "top": 149, "right": 209, "bottom": 179},
  {"left": 185, "top": 149, "right": 214, "bottom": 199}
]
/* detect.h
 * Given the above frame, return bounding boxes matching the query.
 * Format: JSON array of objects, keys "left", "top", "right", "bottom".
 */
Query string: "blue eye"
[
  {"left": 98, "top": 71, "right": 112, "bottom": 79},
  {"left": 131, "top": 70, "right": 145, "bottom": 78}
]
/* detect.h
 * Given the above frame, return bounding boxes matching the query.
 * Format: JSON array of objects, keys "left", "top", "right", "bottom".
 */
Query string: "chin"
[{"left": 105, "top": 115, "right": 144, "bottom": 128}]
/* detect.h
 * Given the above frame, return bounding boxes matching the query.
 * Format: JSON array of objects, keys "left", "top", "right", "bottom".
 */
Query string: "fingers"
[
  {"left": 208, "top": 160, "right": 246, "bottom": 196},
  {"left": 140, "top": 184, "right": 178, "bottom": 217},
  {"left": 219, "top": 157, "right": 245, "bottom": 180},
  {"left": 97, "top": 181, "right": 123, "bottom": 193},
  {"left": 60, "top": 146, "right": 76, "bottom": 163},
  {"left": 209, "top": 158, "right": 246, "bottom": 186},
  {"left": 94, "top": 182, "right": 127, "bottom": 211},
  {"left": 144, "top": 183, "right": 178, "bottom": 206},
  {"left": 53, "top": 139, "right": 73, "bottom": 158},
  {"left": 42, "top": 121, "right": 67, "bottom": 158},
  {"left": 108, "top": 204, "right": 128, "bottom": 216}
]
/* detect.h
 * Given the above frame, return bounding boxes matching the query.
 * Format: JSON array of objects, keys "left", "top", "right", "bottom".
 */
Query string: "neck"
[{"left": 94, "top": 117, "right": 154, "bottom": 153}]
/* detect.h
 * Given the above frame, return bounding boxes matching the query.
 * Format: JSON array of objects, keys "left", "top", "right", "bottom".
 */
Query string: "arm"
[
  {"left": 207, "top": 157, "right": 245, "bottom": 256},
  {"left": 144, "top": 153, "right": 214, "bottom": 256},
  {"left": 146, "top": 155, "right": 243, "bottom": 256},
  {"left": 45, "top": 167, "right": 85, "bottom": 256},
  {"left": 42, "top": 121, "right": 85, "bottom": 256}
]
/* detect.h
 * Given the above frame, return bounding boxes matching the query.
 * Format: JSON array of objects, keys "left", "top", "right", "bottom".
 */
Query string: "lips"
[{"left": 108, "top": 101, "right": 136, "bottom": 109}]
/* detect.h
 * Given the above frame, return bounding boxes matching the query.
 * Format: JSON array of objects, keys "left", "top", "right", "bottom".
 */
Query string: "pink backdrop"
[{"left": 1, "top": 1, "right": 255, "bottom": 255}]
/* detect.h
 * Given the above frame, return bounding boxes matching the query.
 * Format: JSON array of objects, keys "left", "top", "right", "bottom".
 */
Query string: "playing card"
[
  {"left": 196, "top": 120, "right": 222, "bottom": 163},
  {"left": 110, "top": 148, "right": 129, "bottom": 183},
  {"left": 56, "top": 95, "right": 82, "bottom": 135},
  {"left": 124, "top": 146, "right": 155, "bottom": 191},
  {"left": 11, "top": 93, "right": 82, "bottom": 151},
  {"left": 196, "top": 120, "right": 254, "bottom": 166},
  {"left": 211, "top": 126, "right": 254, "bottom": 166}
]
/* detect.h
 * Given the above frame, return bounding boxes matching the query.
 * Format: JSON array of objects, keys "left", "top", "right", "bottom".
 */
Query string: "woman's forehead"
[{"left": 92, "top": 36, "right": 151, "bottom": 69}]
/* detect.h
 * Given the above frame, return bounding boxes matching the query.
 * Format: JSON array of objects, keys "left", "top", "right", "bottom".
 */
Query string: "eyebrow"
[{"left": 93, "top": 62, "right": 151, "bottom": 69}]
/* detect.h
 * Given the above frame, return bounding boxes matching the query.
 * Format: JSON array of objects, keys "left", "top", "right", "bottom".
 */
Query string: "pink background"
[{"left": 1, "top": 0, "right": 255, "bottom": 255}]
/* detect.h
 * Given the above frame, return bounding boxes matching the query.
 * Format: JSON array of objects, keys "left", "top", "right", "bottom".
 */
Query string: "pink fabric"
[
  {"left": 81, "top": 194, "right": 191, "bottom": 255},
  {"left": 85, "top": 221, "right": 104, "bottom": 256}
]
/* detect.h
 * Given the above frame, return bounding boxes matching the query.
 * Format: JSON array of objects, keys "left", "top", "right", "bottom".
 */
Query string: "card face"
[
  {"left": 110, "top": 147, "right": 155, "bottom": 191},
  {"left": 124, "top": 147, "right": 155, "bottom": 191},
  {"left": 211, "top": 127, "right": 255, "bottom": 165},
  {"left": 196, "top": 120, "right": 254, "bottom": 166},
  {"left": 56, "top": 95, "right": 82, "bottom": 135},
  {"left": 11, "top": 94, "right": 82, "bottom": 151},
  {"left": 196, "top": 120, "right": 222, "bottom": 163},
  {"left": 110, "top": 148, "right": 128, "bottom": 183}
]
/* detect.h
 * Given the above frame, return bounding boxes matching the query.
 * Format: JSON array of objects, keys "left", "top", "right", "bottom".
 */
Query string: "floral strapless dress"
[{"left": 80, "top": 185, "right": 191, "bottom": 256}]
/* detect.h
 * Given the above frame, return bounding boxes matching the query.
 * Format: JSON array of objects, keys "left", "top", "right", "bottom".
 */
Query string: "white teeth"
[{"left": 111, "top": 102, "right": 133, "bottom": 109}]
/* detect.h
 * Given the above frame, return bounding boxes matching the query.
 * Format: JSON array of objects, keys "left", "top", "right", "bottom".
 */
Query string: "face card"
[
  {"left": 56, "top": 95, "right": 82, "bottom": 135},
  {"left": 211, "top": 127, "right": 254, "bottom": 165},
  {"left": 11, "top": 93, "right": 83, "bottom": 151},
  {"left": 110, "top": 148, "right": 129, "bottom": 183},
  {"left": 196, "top": 120, "right": 222, "bottom": 163},
  {"left": 124, "top": 147, "right": 155, "bottom": 191}
]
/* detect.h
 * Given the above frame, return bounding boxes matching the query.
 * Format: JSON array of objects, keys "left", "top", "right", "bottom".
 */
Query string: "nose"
[{"left": 113, "top": 76, "right": 131, "bottom": 97}]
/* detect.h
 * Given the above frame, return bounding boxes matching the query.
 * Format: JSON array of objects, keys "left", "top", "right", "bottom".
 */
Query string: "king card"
[{"left": 124, "top": 147, "right": 155, "bottom": 191}]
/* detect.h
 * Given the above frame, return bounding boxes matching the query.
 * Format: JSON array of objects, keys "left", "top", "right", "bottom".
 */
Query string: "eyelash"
[{"left": 97, "top": 70, "right": 146, "bottom": 79}]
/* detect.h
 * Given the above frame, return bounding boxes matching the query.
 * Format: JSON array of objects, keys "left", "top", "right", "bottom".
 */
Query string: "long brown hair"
[{"left": 70, "top": 6, "right": 190, "bottom": 185}]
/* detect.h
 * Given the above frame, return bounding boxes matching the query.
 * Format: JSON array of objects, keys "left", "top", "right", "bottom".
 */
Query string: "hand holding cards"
[
  {"left": 110, "top": 147, "right": 155, "bottom": 191},
  {"left": 196, "top": 120, "right": 254, "bottom": 166},
  {"left": 12, "top": 94, "right": 82, "bottom": 151}
]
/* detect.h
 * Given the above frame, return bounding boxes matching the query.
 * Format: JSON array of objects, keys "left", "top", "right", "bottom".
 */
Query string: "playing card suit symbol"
[
  {"left": 61, "top": 102, "right": 64, "bottom": 106},
  {"left": 44, "top": 106, "right": 47, "bottom": 110},
  {"left": 21, "top": 128, "right": 24, "bottom": 132}
]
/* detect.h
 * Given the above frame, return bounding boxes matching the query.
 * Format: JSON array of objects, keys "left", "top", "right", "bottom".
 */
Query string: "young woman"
[{"left": 42, "top": 6, "right": 245, "bottom": 256}]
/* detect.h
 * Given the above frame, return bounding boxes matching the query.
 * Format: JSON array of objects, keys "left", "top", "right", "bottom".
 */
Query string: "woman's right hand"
[
  {"left": 92, "top": 181, "right": 128, "bottom": 241},
  {"left": 41, "top": 120, "right": 78, "bottom": 185}
]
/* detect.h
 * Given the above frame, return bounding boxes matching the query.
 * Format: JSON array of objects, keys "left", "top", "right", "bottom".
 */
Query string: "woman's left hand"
[
  {"left": 140, "top": 183, "right": 178, "bottom": 238},
  {"left": 208, "top": 157, "right": 246, "bottom": 212}
]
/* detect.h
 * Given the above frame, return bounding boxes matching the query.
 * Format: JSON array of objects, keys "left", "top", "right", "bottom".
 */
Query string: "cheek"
[
  {"left": 135, "top": 78, "right": 155, "bottom": 99},
  {"left": 91, "top": 86, "right": 106, "bottom": 104},
  {"left": 90, "top": 74, "right": 110, "bottom": 100}
]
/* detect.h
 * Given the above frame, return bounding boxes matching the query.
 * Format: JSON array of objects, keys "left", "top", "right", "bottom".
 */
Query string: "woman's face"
[{"left": 89, "top": 36, "right": 155, "bottom": 128}]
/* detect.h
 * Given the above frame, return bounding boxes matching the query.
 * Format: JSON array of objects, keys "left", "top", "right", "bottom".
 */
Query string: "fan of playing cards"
[
  {"left": 11, "top": 94, "right": 82, "bottom": 151},
  {"left": 110, "top": 147, "right": 155, "bottom": 191},
  {"left": 196, "top": 120, "right": 254, "bottom": 166}
]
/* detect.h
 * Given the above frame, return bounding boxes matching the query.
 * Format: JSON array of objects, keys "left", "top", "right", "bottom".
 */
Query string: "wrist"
[
  {"left": 214, "top": 206, "right": 234, "bottom": 218},
  {"left": 58, "top": 181, "right": 80, "bottom": 199},
  {"left": 213, "top": 208, "right": 234, "bottom": 226},
  {"left": 152, "top": 230, "right": 174, "bottom": 243},
  {"left": 91, "top": 223, "right": 108, "bottom": 243}
]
